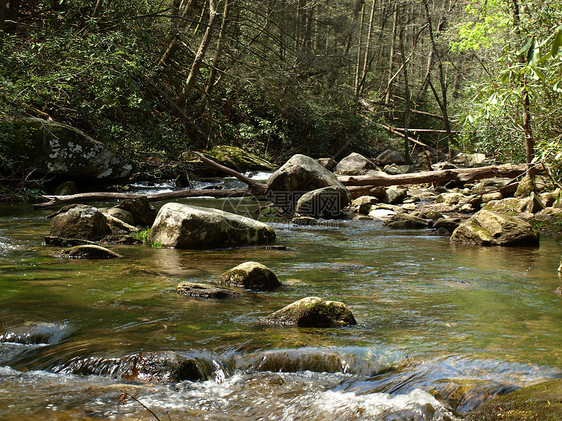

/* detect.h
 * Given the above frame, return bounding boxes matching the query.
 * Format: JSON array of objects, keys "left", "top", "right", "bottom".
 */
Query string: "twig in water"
[{"left": 119, "top": 390, "right": 163, "bottom": 421}]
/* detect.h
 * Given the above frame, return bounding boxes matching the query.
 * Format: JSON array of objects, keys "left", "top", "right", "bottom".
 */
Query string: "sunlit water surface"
[{"left": 0, "top": 199, "right": 560, "bottom": 420}]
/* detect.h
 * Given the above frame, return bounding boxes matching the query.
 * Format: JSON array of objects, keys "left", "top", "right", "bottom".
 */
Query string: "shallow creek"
[{"left": 0, "top": 197, "right": 561, "bottom": 420}]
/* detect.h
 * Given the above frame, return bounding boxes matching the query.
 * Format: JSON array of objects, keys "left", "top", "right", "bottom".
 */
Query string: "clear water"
[{"left": 0, "top": 199, "right": 561, "bottom": 420}]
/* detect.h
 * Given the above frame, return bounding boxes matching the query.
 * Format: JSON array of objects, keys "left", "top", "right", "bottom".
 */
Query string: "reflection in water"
[{"left": 0, "top": 202, "right": 561, "bottom": 419}]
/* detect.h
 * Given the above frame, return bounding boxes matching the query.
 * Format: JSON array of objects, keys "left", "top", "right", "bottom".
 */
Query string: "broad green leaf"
[
  {"left": 518, "top": 38, "right": 533, "bottom": 58},
  {"left": 527, "top": 40, "right": 536, "bottom": 64}
]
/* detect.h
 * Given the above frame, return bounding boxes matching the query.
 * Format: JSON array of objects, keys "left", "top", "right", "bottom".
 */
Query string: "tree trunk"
[
  {"left": 384, "top": 4, "right": 398, "bottom": 106},
  {"left": 357, "top": 0, "right": 377, "bottom": 95},
  {"left": 177, "top": 0, "right": 217, "bottom": 108},
  {"left": 159, "top": 0, "right": 196, "bottom": 66},
  {"left": 0, "top": 0, "right": 7, "bottom": 31},
  {"left": 354, "top": 1, "right": 366, "bottom": 96},
  {"left": 5, "top": 0, "right": 20, "bottom": 33},
  {"left": 205, "top": 0, "right": 229, "bottom": 98},
  {"left": 399, "top": 25, "right": 411, "bottom": 164},
  {"left": 92, "top": 0, "right": 104, "bottom": 18}
]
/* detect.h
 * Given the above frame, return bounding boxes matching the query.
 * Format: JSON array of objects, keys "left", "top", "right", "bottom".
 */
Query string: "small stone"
[{"left": 177, "top": 282, "right": 240, "bottom": 299}]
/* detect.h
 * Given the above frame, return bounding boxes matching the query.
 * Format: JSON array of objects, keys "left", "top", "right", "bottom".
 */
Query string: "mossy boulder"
[
  {"left": 466, "top": 378, "right": 562, "bottom": 421},
  {"left": 215, "top": 261, "right": 281, "bottom": 291},
  {"left": 49, "top": 204, "right": 111, "bottom": 241},
  {"left": 147, "top": 203, "right": 276, "bottom": 249},
  {"left": 483, "top": 197, "right": 531, "bottom": 215},
  {"left": 188, "top": 145, "right": 275, "bottom": 175},
  {"left": 59, "top": 245, "right": 121, "bottom": 259},
  {"left": 384, "top": 213, "right": 429, "bottom": 229},
  {"left": 2, "top": 118, "right": 132, "bottom": 181},
  {"left": 259, "top": 297, "right": 357, "bottom": 327},
  {"left": 451, "top": 210, "right": 539, "bottom": 247}
]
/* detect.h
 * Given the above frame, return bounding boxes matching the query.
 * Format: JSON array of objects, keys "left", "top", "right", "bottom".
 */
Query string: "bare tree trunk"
[
  {"left": 358, "top": 0, "right": 377, "bottom": 95},
  {"left": 205, "top": 0, "right": 229, "bottom": 97},
  {"left": 344, "top": 0, "right": 364, "bottom": 56},
  {"left": 399, "top": 26, "right": 411, "bottom": 164},
  {"left": 384, "top": 3, "right": 398, "bottom": 105},
  {"left": 92, "top": 0, "right": 104, "bottom": 17},
  {"left": 177, "top": 0, "right": 217, "bottom": 108},
  {"left": 354, "top": 1, "right": 366, "bottom": 96},
  {"left": 159, "top": 0, "right": 196, "bottom": 66},
  {"left": 5, "top": 0, "right": 20, "bottom": 33}
]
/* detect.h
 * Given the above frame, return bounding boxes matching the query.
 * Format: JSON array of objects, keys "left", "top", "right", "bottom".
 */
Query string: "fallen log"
[
  {"left": 338, "top": 164, "right": 534, "bottom": 188},
  {"left": 34, "top": 154, "right": 268, "bottom": 209}
]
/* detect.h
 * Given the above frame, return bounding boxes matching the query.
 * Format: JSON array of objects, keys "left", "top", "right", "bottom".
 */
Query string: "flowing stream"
[{"left": 0, "top": 196, "right": 561, "bottom": 420}]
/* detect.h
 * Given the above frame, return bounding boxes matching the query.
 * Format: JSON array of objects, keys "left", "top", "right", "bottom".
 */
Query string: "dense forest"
[{"left": 1, "top": 0, "right": 561, "bottom": 191}]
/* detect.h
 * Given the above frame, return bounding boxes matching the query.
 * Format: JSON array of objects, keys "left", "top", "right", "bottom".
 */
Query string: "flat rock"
[
  {"left": 59, "top": 245, "right": 121, "bottom": 259},
  {"left": 259, "top": 297, "right": 357, "bottom": 327},
  {"left": 177, "top": 282, "right": 240, "bottom": 299}
]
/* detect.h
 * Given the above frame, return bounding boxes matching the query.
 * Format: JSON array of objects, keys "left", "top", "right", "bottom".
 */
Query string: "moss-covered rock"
[
  {"left": 466, "top": 378, "right": 562, "bottom": 421},
  {"left": 187, "top": 145, "right": 275, "bottom": 175},
  {"left": 59, "top": 245, "right": 121, "bottom": 259},
  {"left": 384, "top": 213, "right": 429, "bottom": 229},
  {"left": 148, "top": 203, "right": 275, "bottom": 249},
  {"left": 259, "top": 297, "right": 357, "bottom": 327},
  {"left": 2, "top": 118, "right": 132, "bottom": 181},
  {"left": 214, "top": 261, "right": 281, "bottom": 291},
  {"left": 114, "top": 197, "right": 157, "bottom": 226},
  {"left": 451, "top": 210, "right": 539, "bottom": 247}
]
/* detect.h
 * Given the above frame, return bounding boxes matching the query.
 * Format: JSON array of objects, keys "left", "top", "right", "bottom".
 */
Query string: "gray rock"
[
  {"left": 383, "top": 164, "right": 410, "bottom": 175},
  {"left": 451, "top": 210, "right": 539, "bottom": 247},
  {"left": 316, "top": 157, "right": 337, "bottom": 171},
  {"left": 49, "top": 204, "right": 111, "bottom": 240},
  {"left": 481, "top": 192, "right": 503, "bottom": 203},
  {"left": 214, "top": 261, "right": 281, "bottom": 291},
  {"left": 103, "top": 207, "right": 135, "bottom": 225},
  {"left": 177, "top": 282, "right": 241, "bottom": 299},
  {"left": 384, "top": 186, "right": 407, "bottom": 204},
  {"left": 147, "top": 203, "right": 275, "bottom": 249},
  {"left": 115, "top": 197, "right": 157, "bottom": 226},
  {"left": 295, "top": 186, "right": 346, "bottom": 218},
  {"left": 259, "top": 297, "right": 357, "bottom": 327},
  {"left": 4, "top": 118, "right": 132, "bottom": 181},
  {"left": 375, "top": 149, "right": 405, "bottom": 165},
  {"left": 384, "top": 213, "right": 429, "bottom": 229},
  {"left": 59, "top": 245, "right": 121, "bottom": 259},
  {"left": 433, "top": 217, "right": 461, "bottom": 232},
  {"left": 351, "top": 195, "right": 379, "bottom": 214},
  {"left": 334, "top": 152, "right": 374, "bottom": 175},
  {"left": 266, "top": 154, "right": 350, "bottom": 215}
]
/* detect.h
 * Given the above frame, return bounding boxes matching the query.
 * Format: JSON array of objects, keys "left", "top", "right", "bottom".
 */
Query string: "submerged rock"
[
  {"left": 147, "top": 203, "right": 275, "bottom": 249},
  {"left": 55, "top": 351, "right": 214, "bottom": 382},
  {"left": 260, "top": 297, "right": 357, "bottom": 327},
  {"left": 451, "top": 210, "right": 539, "bottom": 247},
  {"left": 384, "top": 213, "right": 429, "bottom": 229},
  {"left": 98, "top": 235, "right": 142, "bottom": 245},
  {"left": 0, "top": 322, "right": 71, "bottom": 345},
  {"left": 45, "top": 236, "right": 96, "bottom": 247},
  {"left": 49, "top": 204, "right": 111, "bottom": 241},
  {"left": 59, "top": 245, "right": 121, "bottom": 259},
  {"left": 466, "top": 378, "right": 562, "bottom": 421},
  {"left": 215, "top": 261, "right": 281, "bottom": 291},
  {"left": 177, "top": 282, "right": 241, "bottom": 299}
]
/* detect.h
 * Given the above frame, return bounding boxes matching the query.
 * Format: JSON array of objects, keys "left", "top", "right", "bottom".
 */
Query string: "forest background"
[{"left": 1, "top": 0, "right": 561, "bottom": 186}]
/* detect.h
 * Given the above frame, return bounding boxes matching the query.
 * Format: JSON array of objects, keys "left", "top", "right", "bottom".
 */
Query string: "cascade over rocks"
[
  {"left": 3, "top": 118, "right": 132, "bottom": 181},
  {"left": 215, "top": 261, "right": 281, "bottom": 291},
  {"left": 266, "top": 154, "right": 350, "bottom": 216},
  {"left": 451, "top": 210, "right": 539, "bottom": 247},
  {"left": 259, "top": 297, "right": 357, "bottom": 327},
  {"left": 147, "top": 203, "right": 275, "bottom": 249}
]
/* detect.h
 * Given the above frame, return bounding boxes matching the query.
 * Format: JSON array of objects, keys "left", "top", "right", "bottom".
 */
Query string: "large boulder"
[
  {"left": 147, "top": 203, "right": 275, "bottom": 249},
  {"left": 214, "top": 261, "right": 281, "bottom": 291},
  {"left": 375, "top": 149, "right": 405, "bottom": 165},
  {"left": 466, "top": 378, "right": 562, "bottom": 421},
  {"left": 259, "top": 297, "right": 357, "bottom": 327},
  {"left": 187, "top": 145, "right": 275, "bottom": 175},
  {"left": 266, "top": 154, "right": 350, "bottom": 215},
  {"left": 2, "top": 118, "right": 132, "bottom": 181},
  {"left": 295, "top": 186, "right": 346, "bottom": 218},
  {"left": 334, "top": 152, "right": 375, "bottom": 175},
  {"left": 49, "top": 204, "right": 111, "bottom": 240},
  {"left": 451, "top": 210, "right": 539, "bottom": 247}
]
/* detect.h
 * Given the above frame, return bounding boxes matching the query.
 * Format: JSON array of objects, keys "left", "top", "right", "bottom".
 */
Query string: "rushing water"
[{"left": 0, "top": 198, "right": 561, "bottom": 420}]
